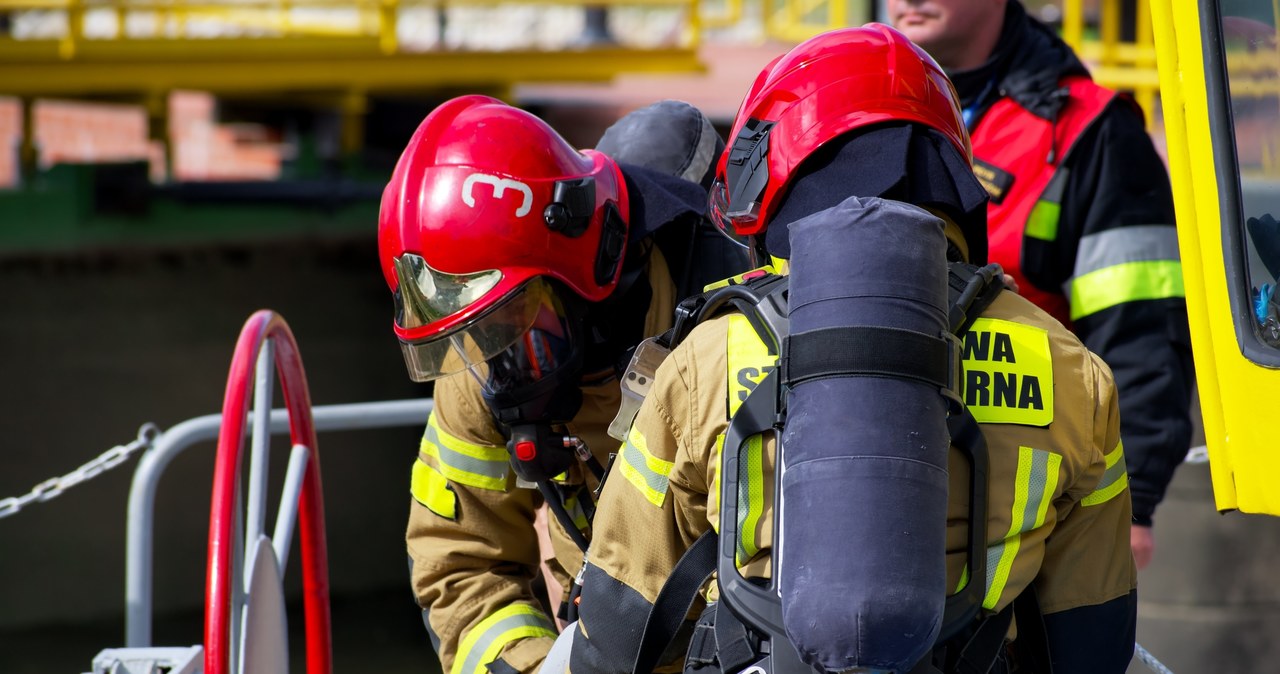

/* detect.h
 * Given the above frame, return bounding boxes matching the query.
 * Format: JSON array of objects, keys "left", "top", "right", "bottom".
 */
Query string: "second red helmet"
[{"left": 710, "top": 24, "right": 971, "bottom": 241}]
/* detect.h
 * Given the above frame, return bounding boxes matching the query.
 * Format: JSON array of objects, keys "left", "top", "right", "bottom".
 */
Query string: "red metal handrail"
[{"left": 204, "top": 309, "right": 332, "bottom": 674}]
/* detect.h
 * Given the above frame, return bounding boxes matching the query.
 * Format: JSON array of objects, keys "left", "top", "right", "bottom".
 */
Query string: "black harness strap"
[
  {"left": 714, "top": 599, "right": 761, "bottom": 674},
  {"left": 783, "top": 325, "right": 952, "bottom": 389},
  {"left": 1009, "top": 585, "right": 1053, "bottom": 673},
  {"left": 631, "top": 530, "right": 720, "bottom": 674},
  {"left": 949, "top": 602, "right": 1015, "bottom": 674}
]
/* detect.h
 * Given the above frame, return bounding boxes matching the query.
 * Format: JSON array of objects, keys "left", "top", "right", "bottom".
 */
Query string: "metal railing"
[{"left": 125, "top": 396, "right": 433, "bottom": 648}]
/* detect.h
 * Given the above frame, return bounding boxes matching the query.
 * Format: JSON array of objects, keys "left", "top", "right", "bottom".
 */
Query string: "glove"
[{"left": 1246, "top": 213, "right": 1280, "bottom": 279}]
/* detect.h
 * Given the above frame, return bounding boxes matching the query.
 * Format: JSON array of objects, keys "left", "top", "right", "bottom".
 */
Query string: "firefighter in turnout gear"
[
  {"left": 557, "top": 25, "right": 1137, "bottom": 674},
  {"left": 889, "top": 0, "right": 1194, "bottom": 570},
  {"left": 378, "top": 95, "right": 745, "bottom": 674}
]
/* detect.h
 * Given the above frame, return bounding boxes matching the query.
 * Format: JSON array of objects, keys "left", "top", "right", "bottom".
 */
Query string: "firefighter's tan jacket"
[
  {"left": 571, "top": 284, "right": 1137, "bottom": 673},
  {"left": 406, "top": 248, "right": 676, "bottom": 674}
]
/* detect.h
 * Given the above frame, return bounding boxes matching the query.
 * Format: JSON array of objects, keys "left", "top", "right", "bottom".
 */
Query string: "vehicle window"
[{"left": 1222, "top": 1, "right": 1280, "bottom": 350}]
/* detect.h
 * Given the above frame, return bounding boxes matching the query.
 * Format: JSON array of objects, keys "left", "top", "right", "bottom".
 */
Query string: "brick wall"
[
  {"left": 0, "top": 98, "right": 19, "bottom": 188},
  {"left": 0, "top": 92, "right": 284, "bottom": 188}
]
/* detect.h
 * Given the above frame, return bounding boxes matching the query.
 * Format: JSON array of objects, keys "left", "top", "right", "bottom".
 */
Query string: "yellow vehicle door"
[{"left": 1152, "top": 0, "right": 1280, "bottom": 515}]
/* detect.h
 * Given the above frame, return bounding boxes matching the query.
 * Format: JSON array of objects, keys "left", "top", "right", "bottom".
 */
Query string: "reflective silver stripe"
[
  {"left": 984, "top": 446, "right": 1061, "bottom": 609},
  {"left": 1070, "top": 225, "right": 1180, "bottom": 285},
  {"left": 619, "top": 426, "right": 672, "bottom": 507},
  {"left": 454, "top": 605, "right": 557, "bottom": 674},
  {"left": 1019, "top": 448, "right": 1054, "bottom": 529},
  {"left": 423, "top": 421, "right": 509, "bottom": 489},
  {"left": 1082, "top": 442, "right": 1129, "bottom": 506}
]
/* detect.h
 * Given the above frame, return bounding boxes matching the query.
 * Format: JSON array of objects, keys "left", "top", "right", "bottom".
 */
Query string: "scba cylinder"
[{"left": 780, "top": 197, "right": 951, "bottom": 673}]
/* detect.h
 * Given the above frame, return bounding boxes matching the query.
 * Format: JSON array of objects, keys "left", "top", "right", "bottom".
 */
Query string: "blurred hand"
[
  {"left": 1131, "top": 524, "right": 1155, "bottom": 570},
  {"left": 1001, "top": 273, "right": 1020, "bottom": 294}
]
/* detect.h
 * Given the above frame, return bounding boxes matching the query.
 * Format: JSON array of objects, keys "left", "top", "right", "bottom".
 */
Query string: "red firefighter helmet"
[
  {"left": 710, "top": 23, "right": 971, "bottom": 240},
  {"left": 378, "top": 95, "right": 629, "bottom": 382}
]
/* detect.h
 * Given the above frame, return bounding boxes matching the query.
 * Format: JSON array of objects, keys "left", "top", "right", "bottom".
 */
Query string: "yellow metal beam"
[
  {"left": 0, "top": 36, "right": 389, "bottom": 62},
  {"left": 0, "top": 45, "right": 704, "bottom": 96}
]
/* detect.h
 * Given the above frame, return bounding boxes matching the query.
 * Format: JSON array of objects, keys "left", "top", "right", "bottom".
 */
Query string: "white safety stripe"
[
  {"left": 421, "top": 415, "right": 509, "bottom": 490},
  {"left": 1069, "top": 225, "right": 1180, "bottom": 286}
]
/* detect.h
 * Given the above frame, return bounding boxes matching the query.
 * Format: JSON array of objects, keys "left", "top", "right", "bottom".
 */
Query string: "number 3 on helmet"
[{"left": 377, "top": 95, "right": 630, "bottom": 383}]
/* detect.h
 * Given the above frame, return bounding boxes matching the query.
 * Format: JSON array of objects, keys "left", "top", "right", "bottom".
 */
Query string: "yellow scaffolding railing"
[
  {"left": 726, "top": 0, "right": 1172, "bottom": 129},
  {"left": 760, "top": 0, "right": 865, "bottom": 43},
  {"left": 0, "top": 0, "right": 707, "bottom": 177},
  {"left": 0, "top": 0, "right": 704, "bottom": 59},
  {"left": 1060, "top": 0, "right": 1162, "bottom": 127}
]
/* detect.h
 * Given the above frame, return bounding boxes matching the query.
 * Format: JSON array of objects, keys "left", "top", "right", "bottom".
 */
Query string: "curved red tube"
[{"left": 205, "top": 310, "right": 332, "bottom": 674}]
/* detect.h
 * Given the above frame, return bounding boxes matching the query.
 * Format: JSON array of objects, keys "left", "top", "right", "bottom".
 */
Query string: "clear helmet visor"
[
  {"left": 708, "top": 178, "right": 756, "bottom": 250},
  {"left": 467, "top": 293, "right": 578, "bottom": 397},
  {"left": 393, "top": 253, "right": 503, "bottom": 331},
  {"left": 397, "top": 272, "right": 575, "bottom": 386}
]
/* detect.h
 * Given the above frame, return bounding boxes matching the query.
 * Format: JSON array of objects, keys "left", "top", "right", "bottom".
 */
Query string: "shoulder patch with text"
[{"left": 960, "top": 318, "right": 1054, "bottom": 426}]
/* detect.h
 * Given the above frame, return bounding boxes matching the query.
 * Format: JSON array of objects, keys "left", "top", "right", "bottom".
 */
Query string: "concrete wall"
[
  {"left": 0, "top": 239, "right": 428, "bottom": 639},
  {"left": 1134, "top": 455, "right": 1280, "bottom": 673}
]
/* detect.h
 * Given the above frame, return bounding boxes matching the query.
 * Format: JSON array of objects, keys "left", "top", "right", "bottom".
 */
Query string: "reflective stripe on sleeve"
[
  {"left": 1073, "top": 225, "right": 1181, "bottom": 279},
  {"left": 983, "top": 446, "right": 1062, "bottom": 610},
  {"left": 420, "top": 414, "right": 510, "bottom": 491},
  {"left": 1068, "top": 260, "right": 1185, "bottom": 320},
  {"left": 1024, "top": 168, "right": 1069, "bottom": 242},
  {"left": 1025, "top": 200, "right": 1062, "bottom": 242},
  {"left": 1081, "top": 441, "right": 1129, "bottom": 506},
  {"left": 619, "top": 426, "right": 673, "bottom": 507},
  {"left": 452, "top": 604, "right": 557, "bottom": 674},
  {"left": 411, "top": 458, "right": 457, "bottom": 519}
]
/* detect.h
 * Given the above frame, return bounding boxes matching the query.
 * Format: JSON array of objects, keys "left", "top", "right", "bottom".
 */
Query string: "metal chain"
[
  {"left": 1135, "top": 643, "right": 1176, "bottom": 674},
  {"left": 0, "top": 423, "right": 162, "bottom": 520}
]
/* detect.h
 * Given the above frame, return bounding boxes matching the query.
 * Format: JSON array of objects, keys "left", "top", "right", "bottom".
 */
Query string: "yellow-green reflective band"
[
  {"left": 411, "top": 459, "right": 457, "bottom": 520},
  {"left": 983, "top": 446, "right": 1062, "bottom": 610},
  {"left": 727, "top": 314, "right": 776, "bottom": 418},
  {"left": 1025, "top": 200, "right": 1061, "bottom": 241},
  {"left": 702, "top": 263, "right": 781, "bottom": 292},
  {"left": 1068, "top": 260, "right": 1185, "bottom": 320},
  {"left": 452, "top": 604, "right": 557, "bottom": 674},
  {"left": 955, "top": 564, "right": 970, "bottom": 594},
  {"left": 619, "top": 426, "right": 673, "bottom": 507},
  {"left": 563, "top": 494, "right": 589, "bottom": 530},
  {"left": 1082, "top": 441, "right": 1130, "bottom": 506},
  {"left": 710, "top": 433, "right": 726, "bottom": 521},
  {"left": 421, "top": 414, "right": 509, "bottom": 491},
  {"left": 1074, "top": 226, "right": 1181, "bottom": 279},
  {"left": 1025, "top": 166, "right": 1068, "bottom": 242},
  {"left": 736, "top": 434, "right": 765, "bottom": 567}
]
